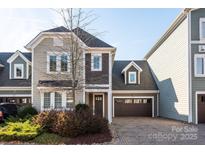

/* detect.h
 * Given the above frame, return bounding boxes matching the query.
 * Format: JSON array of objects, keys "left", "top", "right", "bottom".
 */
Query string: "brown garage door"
[
  {"left": 114, "top": 98, "right": 152, "bottom": 117},
  {"left": 198, "top": 94, "right": 205, "bottom": 123}
]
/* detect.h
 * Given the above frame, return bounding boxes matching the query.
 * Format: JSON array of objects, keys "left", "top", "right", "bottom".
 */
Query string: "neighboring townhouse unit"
[
  {"left": 0, "top": 51, "right": 31, "bottom": 104},
  {"left": 0, "top": 26, "right": 159, "bottom": 123},
  {"left": 145, "top": 8, "right": 205, "bottom": 124}
]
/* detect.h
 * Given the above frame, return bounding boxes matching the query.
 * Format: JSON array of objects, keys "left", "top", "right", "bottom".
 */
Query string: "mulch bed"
[{"left": 65, "top": 131, "right": 112, "bottom": 145}]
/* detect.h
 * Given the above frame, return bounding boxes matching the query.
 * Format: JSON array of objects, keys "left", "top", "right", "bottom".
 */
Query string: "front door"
[
  {"left": 94, "top": 95, "right": 103, "bottom": 117},
  {"left": 198, "top": 94, "right": 205, "bottom": 123}
]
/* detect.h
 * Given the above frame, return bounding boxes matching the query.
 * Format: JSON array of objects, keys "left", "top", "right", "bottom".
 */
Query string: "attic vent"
[{"left": 199, "top": 45, "right": 205, "bottom": 52}]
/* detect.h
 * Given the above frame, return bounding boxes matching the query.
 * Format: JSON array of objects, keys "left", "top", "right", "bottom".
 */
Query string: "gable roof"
[
  {"left": 112, "top": 60, "right": 158, "bottom": 90},
  {"left": 0, "top": 52, "right": 31, "bottom": 87},
  {"left": 121, "top": 61, "right": 143, "bottom": 74},
  {"left": 26, "top": 26, "right": 113, "bottom": 49},
  {"left": 144, "top": 8, "right": 192, "bottom": 59},
  {"left": 7, "top": 50, "right": 31, "bottom": 64}
]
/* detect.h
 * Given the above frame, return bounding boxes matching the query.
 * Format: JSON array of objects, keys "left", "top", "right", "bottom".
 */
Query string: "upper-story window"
[
  {"left": 49, "top": 55, "right": 57, "bottom": 72},
  {"left": 53, "top": 37, "right": 63, "bottom": 47},
  {"left": 48, "top": 52, "right": 69, "bottom": 73},
  {"left": 128, "top": 71, "right": 137, "bottom": 84},
  {"left": 195, "top": 54, "right": 205, "bottom": 77},
  {"left": 61, "top": 54, "right": 68, "bottom": 72},
  {"left": 14, "top": 64, "right": 24, "bottom": 79},
  {"left": 200, "top": 18, "right": 205, "bottom": 40},
  {"left": 91, "top": 53, "right": 102, "bottom": 71}
]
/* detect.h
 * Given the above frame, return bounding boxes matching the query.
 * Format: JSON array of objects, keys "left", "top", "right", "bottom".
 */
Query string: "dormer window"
[
  {"left": 14, "top": 64, "right": 24, "bottom": 79},
  {"left": 128, "top": 72, "right": 137, "bottom": 84},
  {"left": 121, "top": 61, "right": 142, "bottom": 85},
  {"left": 91, "top": 53, "right": 102, "bottom": 71}
]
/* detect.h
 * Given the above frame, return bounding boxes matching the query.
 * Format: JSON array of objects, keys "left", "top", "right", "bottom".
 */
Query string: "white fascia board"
[
  {"left": 112, "top": 90, "right": 160, "bottom": 93},
  {"left": 121, "top": 61, "right": 143, "bottom": 74},
  {"left": 0, "top": 87, "right": 31, "bottom": 91},
  {"left": 0, "top": 94, "right": 31, "bottom": 97},
  {"left": 7, "top": 50, "right": 31, "bottom": 65},
  {"left": 25, "top": 32, "right": 88, "bottom": 50}
]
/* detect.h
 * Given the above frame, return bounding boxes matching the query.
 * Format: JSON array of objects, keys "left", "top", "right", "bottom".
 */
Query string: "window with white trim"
[
  {"left": 49, "top": 55, "right": 57, "bottom": 72},
  {"left": 55, "top": 92, "right": 62, "bottom": 109},
  {"left": 44, "top": 92, "right": 51, "bottom": 109},
  {"left": 195, "top": 54, "right": 205, "bottom": 77},
  {"left": 53, "top": 37, "right": 63, "bottom": 47},
  {"left": 200, "top": 18, "right": 205, "bottom": 40},
  {"left": 48, "top": 52, "right": 69, "bottom": 73},
  {"left": 128, "top": 72, "right": 137, "bottom": 84},
  {"left": 61, "top": 54, "right": 68, "bottom": 72},
  {"left": 66, "top": 91, "right": 74, "bottom": 108},
  {"left": 91, "top": 53, "right": 102, "bottom": 71},
  {"left": 14, "top": 64, "right": 24, "bottom": 79}
]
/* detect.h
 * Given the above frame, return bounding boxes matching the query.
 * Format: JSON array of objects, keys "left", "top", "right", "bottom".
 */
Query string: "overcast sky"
[{"left": 0, "top": 8, "right": 181, "bottom": 60}]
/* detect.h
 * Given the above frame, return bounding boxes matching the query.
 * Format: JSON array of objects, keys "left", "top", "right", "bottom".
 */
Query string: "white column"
[
  {"left": 108, "top": 91, "right": 112, "bottom": 123},
  {"left": 108, "top": 52, "right": 112, "bottom": 123},
  {"left": 51, "top": 92, "right": 55, "bottom": 109},
  {"left": 40, "top": 92, "right": 44, "bottom": 112},
  {"left": 62, "top": 91, "right": 67, "bottom": 109}
]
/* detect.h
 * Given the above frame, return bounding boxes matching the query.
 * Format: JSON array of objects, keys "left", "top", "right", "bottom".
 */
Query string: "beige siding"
[
  {"left": 147, "top": 18, "right": 189, "bottom": 121},
  {"left": 32, "top": 38, "right": 83, "bottom": 111}
]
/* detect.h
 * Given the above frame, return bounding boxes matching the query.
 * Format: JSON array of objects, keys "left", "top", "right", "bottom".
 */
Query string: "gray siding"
[
  {"left": 147, "top": 17, "right": 189, "bottom": 122},
  {"left": 191, "top": 9, "right": 205, "bottom": 124},
  {"left": 32, "top": 37, "right": 83, "bottom": 111},
  {"left": 85, "top": 53, "right": 109, "bottom": 84},
  {"left": 11, "top": 56, "right": 27, "bottom": 79},
  {"left": 0, "top": 90, "right": 31, "bottom": 95}
]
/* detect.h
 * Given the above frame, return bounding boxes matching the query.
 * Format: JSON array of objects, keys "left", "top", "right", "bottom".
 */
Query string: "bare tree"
[{"left": 47, "top": 8, "right": 102, "bottom": 107}]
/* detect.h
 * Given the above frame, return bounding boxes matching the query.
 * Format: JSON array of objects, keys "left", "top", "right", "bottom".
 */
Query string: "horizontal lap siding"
[{"left": 147, "top": 18, "right": 189, "bottom": 121}]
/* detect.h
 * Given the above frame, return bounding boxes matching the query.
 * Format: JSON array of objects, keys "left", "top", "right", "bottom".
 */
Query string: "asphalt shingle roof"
[
  {"left": 0, "top": 52, "right": 31, "bottom": 87},
  {"left": 112, "top": 60, "right": 158, "bottom": 90},
  {"left": 44, "top": 26, "right": 113, "bottom": 48}
]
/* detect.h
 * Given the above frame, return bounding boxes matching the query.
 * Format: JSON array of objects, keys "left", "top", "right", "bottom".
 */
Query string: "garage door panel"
[{"left": 114, "top": 98, "right": 152, "bottom": 117}]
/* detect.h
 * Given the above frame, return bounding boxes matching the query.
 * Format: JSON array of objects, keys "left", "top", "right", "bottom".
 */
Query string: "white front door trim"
[{"left": 112, "top": 96, "right": 154, "bottom": 118}]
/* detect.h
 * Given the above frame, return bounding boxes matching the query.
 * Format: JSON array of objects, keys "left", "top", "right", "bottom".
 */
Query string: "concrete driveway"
[{"left": 109, "top": 117, "right": 205, "bottom": 145}]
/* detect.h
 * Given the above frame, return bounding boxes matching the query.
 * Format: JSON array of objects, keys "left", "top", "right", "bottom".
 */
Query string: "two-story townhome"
[
  {"left": 0, "top": 26, "right": 159, "bottom": 123},
  {"left": 145, "top": 8, "right": 205, "bottom": 124}
]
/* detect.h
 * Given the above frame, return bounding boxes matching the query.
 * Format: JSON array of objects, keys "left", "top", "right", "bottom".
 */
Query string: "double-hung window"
[
  {"left": 55, "top": 92, "right": 62, "bottom": 109},
  {"left": 91, "top": 53, "right": 102, "bottom": 71},
  {"left": 48, "top": 52, "right": 69, "bottom": 73},
  {"left": 200, "top": 18, "right": 205, "bottom": 40},
  {"left": 49, "top": 55, "right": 57, "bottom": 72},
  {"left": 128, "top": 72, "right": 137, "bottom": 84},
  {"left": 61, "top": 54, "right": 68, "bottom": 72},
  {"left": 195, "top": 54, "right": 205, "bottom": 77},
  {"left": 14, "top": 64, "right": 24, "bottom": 79}
]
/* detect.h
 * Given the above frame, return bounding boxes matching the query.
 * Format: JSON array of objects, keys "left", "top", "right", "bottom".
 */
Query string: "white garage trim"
[
  {"left": 112, "top": 96, "right": 155, "bottom": 118},
  {"left": 0, "top": 94, "right": 31, "bottom": 97},
  {"left": 195, "top": 91, "right": 205, "bottom": 124},
  {"left": 93, "top": 93, "right": 105, "bottom": 118}
]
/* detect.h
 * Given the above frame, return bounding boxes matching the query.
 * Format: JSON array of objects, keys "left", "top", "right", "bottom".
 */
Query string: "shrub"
[
  {"left": 75, "top": 104, "right": 89, "bottom": 112},
  {"left": 32, "top": 111, "right": 57, "bottom": 132},
  {"left": 32, "top": 132, "right": 63, "bottom": 144},
  {"left": 18, "top": 105, "right": 38, "bottom": 119},
  {"left": 0, "top": 120, "right": 41, "bottom": 141},
  {"left": 33, "top": 110, "right": 109, "bottom": 138}
]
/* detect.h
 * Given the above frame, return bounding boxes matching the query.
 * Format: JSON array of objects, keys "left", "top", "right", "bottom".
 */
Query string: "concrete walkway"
[{"left": 109, "top": 117, "right": 205, "bottom": 145}]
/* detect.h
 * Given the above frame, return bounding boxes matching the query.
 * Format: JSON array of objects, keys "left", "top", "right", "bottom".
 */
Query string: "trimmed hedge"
[
  {"left": 32, "top": 110, "right": 109, "bottom": 137},
  {"left": 18, "top": 105, "right": 38, "bottom": 119},
  {"left": 0, "top": 120, "right": 41, "bottom": 141}
]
